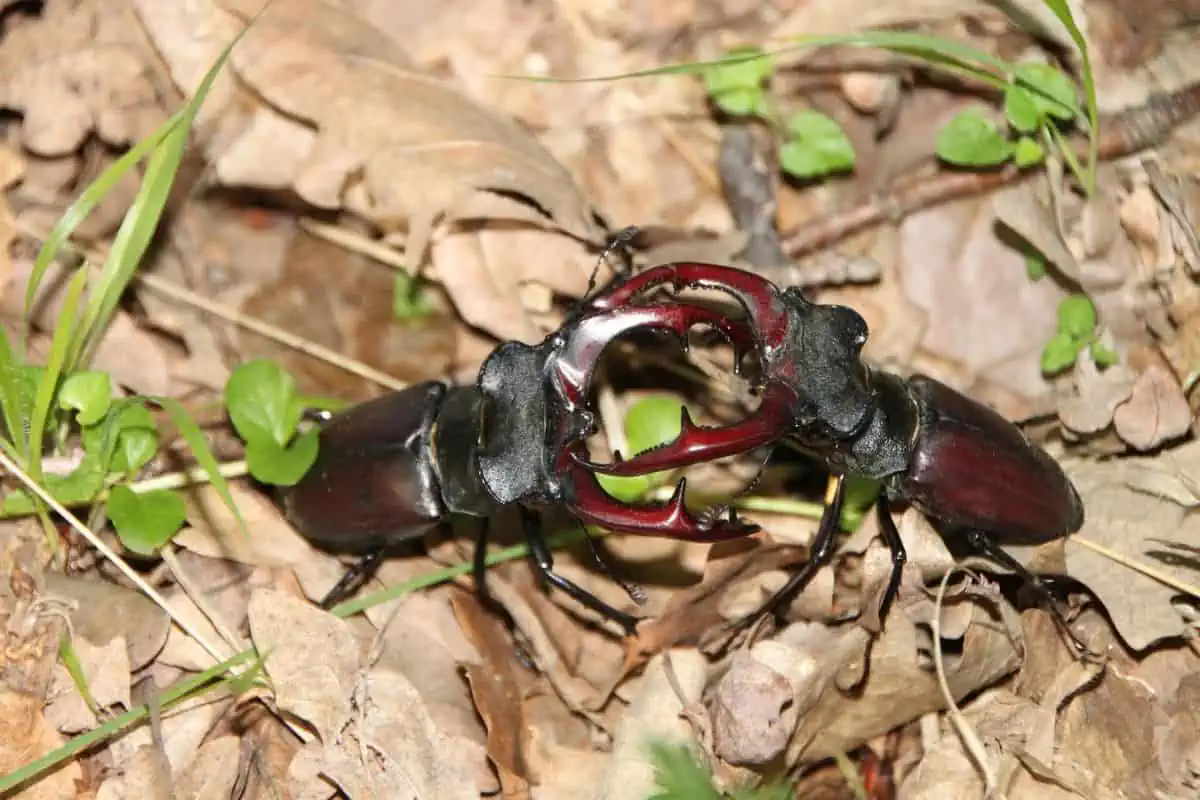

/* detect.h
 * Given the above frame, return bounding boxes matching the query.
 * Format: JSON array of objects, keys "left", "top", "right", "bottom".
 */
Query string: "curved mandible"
[{"left": 583, "top": 263, "right": 793, "bottom": 350}]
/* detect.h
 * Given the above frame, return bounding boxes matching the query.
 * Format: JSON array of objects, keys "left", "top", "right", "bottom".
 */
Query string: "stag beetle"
[
  {"left": 576, "top": 262, "right": 1086, "bottom": 634},
  {"left": 279, "top": 279, "right": 762, "bottom": 631}
]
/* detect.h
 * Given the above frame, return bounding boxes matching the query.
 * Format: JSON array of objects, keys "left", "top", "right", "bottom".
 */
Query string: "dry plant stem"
[
  {"left": 133, "top": 272, "right": 408, "bottom": 391},
  {"left": 1070, "top": 534, "right": 1200, "bottom": 599},
  {"left": 17, "top": 221, "right": 409, "bottom": 392},
  {"left": 931, "top": 567, "right": 999, "bottom": 798},
  {"left": 160, "top": 545, "right": 251, "bottom": 653},
  {"left": 782, "top": 82, "right": 1200, "bottom": 256}
]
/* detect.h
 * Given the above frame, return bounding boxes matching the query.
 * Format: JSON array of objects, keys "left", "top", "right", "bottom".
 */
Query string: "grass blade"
[{"left": 1036, "top": 0, "right": 1098, "bottom": 194}]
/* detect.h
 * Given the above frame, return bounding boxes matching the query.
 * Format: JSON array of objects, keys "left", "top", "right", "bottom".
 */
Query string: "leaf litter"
[{"left": 1, "top": 0, "right": 1200, "bottom": 798}]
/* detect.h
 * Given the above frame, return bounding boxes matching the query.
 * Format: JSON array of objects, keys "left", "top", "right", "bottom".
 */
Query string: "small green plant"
[
  {"left": 648, "top": 742, "right": 793, "bottom": 800},
  {"left": 392, "top": 271, "right": 432, "bottom": 320},
  {"left": 701, "top": 47, "right": 855, "bottom": 182},
  {"left": 936, "top": 62, "right": 1082, "bottom": 170},
  {"left": 689, "top": 19, "right": 1096, "bottom": 190},
  {"left": 1041, "top": 294, "right": 1118, "bottom": 375},
  {"left": 595, "top": 395, "right": 687, "bottom": 502},
  {"left": 225, "top": 359, "right": 320, "bottom": 486}
]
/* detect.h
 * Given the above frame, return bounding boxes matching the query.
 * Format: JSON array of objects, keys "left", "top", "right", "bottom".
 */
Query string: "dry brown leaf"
[
  {"left": 175, "top": 484, "right": 319, "bottom": 569},
  {"left": 139, "top": 0, "right": 603, "bottom": 272},
  {"left": 597, "top": 650, "right": 707, "bottom": 800},
  {"left": 1058, "top": 354, "right": 1135, "bottom": 435},
  {"left": 173, "top": 735, "right": 242, "bottom": 800},
  {"left": 371, "top": 594, "right": 494, "bottom": 792},
  {"left": 454, "top": 593, "right": 532, "bottom": 796},
  {"left": 41, "top": 573, "right": 170, "bottom": 671},
  {"left": 288, "top": 666, "right": 480, "bottom": 799},
  {"left": 247, "top": 588, "right": 361, "bottom": 741},
  {"left": 109, "top": 690, "right": 228, "bottom": 778},
  {"left": 45, "top": 636, "right": 130, "bottom": 733},
  {"left": 899, "top": 193, "right": 1064, "bottom": 405},
  {"left": 0, "top": 0, "right": 166, "bottom": 156},
  {"left": 1007, "top": 441, "right": 1200, "bottom": 649},
  {"left": 95, "top": 744, "right": 174, "bottom": 800},
  {"left": 1112, "top": 363, "right": 1192, "bottom": 450}
]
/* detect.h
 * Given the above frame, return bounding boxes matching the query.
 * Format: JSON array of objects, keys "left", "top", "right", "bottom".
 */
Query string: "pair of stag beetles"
[{"left": 280, "top": 257, "right": 1085, "bottom": 643}]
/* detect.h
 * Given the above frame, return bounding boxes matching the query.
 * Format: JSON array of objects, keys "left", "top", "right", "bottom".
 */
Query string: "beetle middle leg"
[
  {"left": 521, "top": 507, "right": 641, "bottom": 634},
  {"left": 319, "top": 545, "right": 389, "bottom": 610}
]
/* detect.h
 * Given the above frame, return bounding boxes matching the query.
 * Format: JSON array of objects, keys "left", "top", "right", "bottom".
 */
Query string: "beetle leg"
[
  {"left": 728, "top": 474, "right": 848, "bottom": 632},
  {"left": 560, "top": 449, "right": 759, "bottom": 542},
  {"left": 319, "top": 544, "right": 389, "bottom": 610},
  {"left": 963, "top": 528, "right": 1099, "bottom": 659},
  {"left": 874, "top": 495, "right": 908, "bottom": 625},
  {"left": 521, "top": 507, "right": 641, "bottom": 634},
  {"left": 577, "top": 382, "right": 797, "bottom": 476}
]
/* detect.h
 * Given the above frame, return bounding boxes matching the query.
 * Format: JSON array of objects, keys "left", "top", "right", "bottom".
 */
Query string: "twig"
[{"left": 782, "top": 82, "right": 1200, "bottom": 256}]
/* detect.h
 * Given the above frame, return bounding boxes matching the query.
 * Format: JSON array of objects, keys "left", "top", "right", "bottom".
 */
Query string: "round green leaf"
[
  {"left": 1025, "top": 251, "right": 1047, "bottom": 281},
  {"left": 1041, "top": 331, "right": 1083, "bottom": 375},
  {"left": 225, "top": 359, "right": 301, "bottom": 447},
  {"left": 701, "top": 46, "right": 772, "bottom": 96},
  {"left": 779, "top": 110, "right": 856, "bottom": 180},
  {"left": 1003, "top": 85, "right": 1041, "bottom": 133},
  {"left": 1013, "top": 63, "right": 1079, "bottom": 121},
  {"left": 393, "top": 272, "right": 432, "bottom": 320},
  {"left": 711, "top": 87, "right": 766, "bottom": 117},
  {"left": 59, "top": 372, "right": 112, "bottom": 426},
  {"left": 108, "top": 486, "right": 187, "bottom": 556},
  {"left": 1013, "top": 135, "right": 1046, "bottom": 168},
  {"left": 1057, "top": 294, "right": 1097, "bottom": 339},
  {"left": 246, "top": 429, "right": 320, "bottom": 486},
  {"left": 1090, "top": 342, "right": 1119, "bottom": 368},
  {"left": 936, "top": 109, "right": 1014, "bottom": 167},
  {"left": 596, "top": 396, "right": 687, "bottom": 503},
  {"left": 112, "top": 428, "right": 158, "bottom": 474}
]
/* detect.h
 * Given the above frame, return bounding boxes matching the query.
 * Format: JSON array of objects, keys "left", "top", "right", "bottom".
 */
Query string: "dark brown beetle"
[{"left": 576, "top": 262, "right": 1085, "bottom": 634}]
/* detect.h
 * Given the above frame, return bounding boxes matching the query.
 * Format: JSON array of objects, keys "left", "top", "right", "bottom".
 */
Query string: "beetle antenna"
[{"left": 582, "top": 226, "right": 641, "bottom": 304}]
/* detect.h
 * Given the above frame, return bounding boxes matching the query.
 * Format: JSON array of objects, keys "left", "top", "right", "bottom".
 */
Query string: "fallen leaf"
[
  {"left": 109, "top": 690, "right": 226, "bottom": 778},
  {"left": 247, "top": 588, "right": 361, "bottom": 741},
  {"left": 45, "top": 635, "right": 131, "bottom": 733},
  {"left": 0, "top": 0, "right": 166, "bottom": 155},
  {"left": 1112, "top": 363, "right": 1192, "bottom": 450},
  {"left": 454, "top": 593, "right": 532, "bottom": 796},
  {"left": 172, "top": 735, "right": 242, "bottom": 800},
  {"left": 96, "top": 744, "right": 174, "bottom": 800},
  {"left": 1058, "top": 354, "right": 1135, "bottom": 435},
  {"left": 140, "top": 0, "right": 604, "bottom": 275},
  {"left": 41, "top": 573, "right": 170, "bottom": 671},
  {"left": 596, "top": 650, "right": 707, "bottom": 800},
  {"left": 175, "top": 484, "right": 319, "bottom": 569},
  {"left": 289, "top": 666, "right": 480, "bottom": 799}
]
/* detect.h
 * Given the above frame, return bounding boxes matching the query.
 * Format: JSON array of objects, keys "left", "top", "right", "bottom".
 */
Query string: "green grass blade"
[
  {"left": 0, "top": 649, "right": 259, "bottom": 795},
  {"left": 75, "top": 25, "right": 252, "bottom": 369},
  {"left": 0, "top": 327, "right": 27, "bottom": 459},
  {"left": 26, "top": 268, "right": 89, "bottom": 481},
  {"left": 153, "top": 396, "right": 248, "bottom": 538},
  {"left": 21, "top": 124, "right": 178, "bottom": 356},
  {"left": 509, "top": 30, "right": 1010, "bottom": 90},
  {"left": 1037, "top": 0, "right": 1097, "bottom": 194}
]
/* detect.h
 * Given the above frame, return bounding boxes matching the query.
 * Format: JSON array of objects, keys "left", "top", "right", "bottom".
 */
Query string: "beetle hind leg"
[
  {"left": 319, "top": 545, "right": 390, "bottom": 610},
  {"left": 964, "top": 529, "right": 1100, "bottom": 660}
]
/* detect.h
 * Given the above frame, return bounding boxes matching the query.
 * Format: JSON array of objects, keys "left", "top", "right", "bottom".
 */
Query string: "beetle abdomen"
[
  {"left": 281, "top": 384, "right": 446, "bottom": 551},
  {"left": 896, "top": 375, "right": 1083, "bottom": 542}
]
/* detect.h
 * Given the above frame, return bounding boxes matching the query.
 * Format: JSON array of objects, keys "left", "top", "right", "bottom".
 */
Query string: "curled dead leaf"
[
  {"left": 1112, "top": 364, "right": 1191, "bottom": 451},
  {"left": 1058, "top": 352, "right": 1135, "bottom": 435}
]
